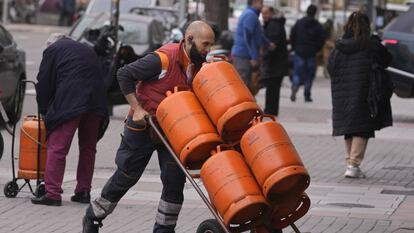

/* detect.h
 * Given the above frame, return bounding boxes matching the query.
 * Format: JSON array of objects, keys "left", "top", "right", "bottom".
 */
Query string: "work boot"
[
  {"left": 290, "top": 86, "right": 298, "bottom": 102},
  {"left": 82, "top": 216, "right": 102, "bottom": 233}
]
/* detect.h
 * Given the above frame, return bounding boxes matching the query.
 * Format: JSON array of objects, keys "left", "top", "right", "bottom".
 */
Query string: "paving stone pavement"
[{"left": 1, "top": 66, "right": 414, "bottom": 232}]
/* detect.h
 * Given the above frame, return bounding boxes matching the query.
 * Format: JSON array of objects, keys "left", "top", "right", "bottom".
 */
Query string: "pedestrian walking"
[
  {"left": 231, "top": 0, "right": 274, "bottom": 92},
  {"left": 58, "top": 0, "right": 76, "bottom": 26},
  {"left": 82, "top": 20, "right": 215, "bottom": 233},
  {"left": 327, "top": 11, "right": 393, "bottom": 178},
  {"left": 290, "top": 4, "right": 325, "bottom": 102},
  {"left": 261, "top": 6, "right": 289, "bottom": 116},
  {"left": 31, "top": 33, "right": 108, "bottom": 206}
]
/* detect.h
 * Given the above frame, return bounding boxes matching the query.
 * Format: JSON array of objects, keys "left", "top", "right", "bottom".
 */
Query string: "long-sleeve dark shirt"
[{"left": 117, "top": 52, "right": 162, "bottom": 95}]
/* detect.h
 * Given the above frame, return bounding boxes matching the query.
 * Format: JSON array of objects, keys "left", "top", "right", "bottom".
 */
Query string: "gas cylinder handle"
[
  {"left": 261, "top": 114, "right": 276, "bottom": 122},
  {"left": 251, "top": 114, "right": 276, "bottom": 125},
  {"left": 210, "top": 55, "right": 228, "bottom": 63},
  {"left": 175, "top": 85, "right": 190, "bottom": 92},
  {"left": 212, "top": 144, "right": 234, "bottom": 154},
  {"left": 165, "top": 85, "right": 191, "bottom": 96}
]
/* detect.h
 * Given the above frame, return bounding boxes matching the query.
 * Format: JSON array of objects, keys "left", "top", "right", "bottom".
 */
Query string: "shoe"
[
  {"left": 290, "top": 87, "right": 298, "bottom": 102},
  {"left": 82, "top": 216, "right": 102, "bottom": 233},
  {"left": 344, "top": 165, "right": 366, "bottom": 178},
  {"left": 305, "top": 97, "right": 313, "bottom": 102},
  {"left": 71, "top": 191, "right": 91, "bottom": 203},
  {"left": 31, "top": 195, "right": 62, "bottom": 206}
]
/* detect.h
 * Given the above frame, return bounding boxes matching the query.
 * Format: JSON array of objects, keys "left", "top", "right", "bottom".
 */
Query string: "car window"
[
  {"left": 0, "top": 26, "right": 13, "bottom": 47},
  {"left": 70, "top": 17, "right": 96, "bottom": 40},
  {"left": 71, "top": 17, "right": 149, "bottom": 44},
  {"left": 386, "top": 39, "right": 414, "bottom": 74},
  {"left": 118, "top": 21, "right": 148, "bottom": 44},
  {"left": 385, "top": 9, "right": 414, "bottom": 33},
  {"left": 86, "top": 0, "right": 154, "bottom": 14}
]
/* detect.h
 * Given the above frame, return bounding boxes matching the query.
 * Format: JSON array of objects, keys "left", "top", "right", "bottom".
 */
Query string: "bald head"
[
  {"left": 184, "top": 20, "right": 215, "bottom": 40},
  {"left": 183, "top": 21, "right": 215, "bottom": 66}
]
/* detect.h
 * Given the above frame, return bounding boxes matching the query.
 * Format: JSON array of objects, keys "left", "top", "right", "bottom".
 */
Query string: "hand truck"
[{"left": 148, "top": 116, "right": 302, "bottom": 233}]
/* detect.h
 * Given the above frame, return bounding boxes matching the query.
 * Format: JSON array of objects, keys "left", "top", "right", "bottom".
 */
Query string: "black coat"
[
  {"left": 261, "top": 17, "right": 289, "bottom": 79},
  {"left": 327, "top": 35, "right": 393, "bottom": 136},
  {"left": 290, "top": 16, "right": 325, "bottom": 58},
  {"left": 36, "top": 38, "right": 108, "bottom": 136}
]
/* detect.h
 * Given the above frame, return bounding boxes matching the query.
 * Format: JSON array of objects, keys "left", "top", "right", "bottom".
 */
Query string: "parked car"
[
  {"left": 0, "top": 24, "right": 26, "bottom": 133},
  {"left": 382, "top": 7, "right": 414, "bottom": 98},
  {"left": 70, "top": 12, "right": 165, "bottom": 56},
  {"left": 130, "top": 6, "right": 180, "bottom": 31},
  {"left": 69, "top": 12, "right": 165, "bottom": 113},
  {"left": 85, "top": 0, "right": 156, "bottom": 14}
]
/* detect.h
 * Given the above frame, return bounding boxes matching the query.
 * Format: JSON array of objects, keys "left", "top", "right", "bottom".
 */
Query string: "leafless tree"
[{"left": 203, "top": 0, "right": 230, "bottom": 31}]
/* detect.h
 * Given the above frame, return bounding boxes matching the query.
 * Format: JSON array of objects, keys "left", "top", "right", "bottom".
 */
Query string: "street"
[{"left": 0, "top": 24, "right": 413, "bottom": 233}]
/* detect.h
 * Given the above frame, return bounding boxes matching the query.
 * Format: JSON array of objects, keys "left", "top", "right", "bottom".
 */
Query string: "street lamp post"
[
  {"left": 179, "top": 0, "right": 188, "bottom": 23},
  {"left": 2, "top": 0, "right": 7, "bottom": 24}
]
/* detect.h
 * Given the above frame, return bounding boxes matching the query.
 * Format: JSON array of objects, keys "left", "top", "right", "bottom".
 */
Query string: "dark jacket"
[
  {"left": 261, "top": 17, "right": 289, "bottom": 78},
  {"left": 36, "top": 38, "right": 108, "bottom": 136},
  {"left": 290, "top": 16, "right": 325, "bottom": 58},
  {"left": 327, "top": 35, "right": 393, "bottom": 136}
]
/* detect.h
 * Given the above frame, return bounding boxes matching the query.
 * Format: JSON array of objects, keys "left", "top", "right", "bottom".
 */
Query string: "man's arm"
[
  {"left": 316, "top": 24, "right": 326, "bottom": 51},
  {"left": 243, "top": 13, "right": 261, "bottom": 61},
  {"left": 290, "top": 23, "right": 297, "bottom": 51},
  {"left": 117, "top": 52, "right": 162, "bottom": 123},
  {"left": 35, "top": 48, "right": 56, "bottom": 115}
]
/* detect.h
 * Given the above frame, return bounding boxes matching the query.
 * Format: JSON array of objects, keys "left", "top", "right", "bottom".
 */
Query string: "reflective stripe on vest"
[{"left": 154, "top": 51, "right": 169, "bottom": 80}]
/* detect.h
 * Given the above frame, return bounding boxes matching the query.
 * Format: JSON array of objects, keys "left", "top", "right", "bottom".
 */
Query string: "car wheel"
[{"left": 2, "top": 79, "right": 26, "bottom": 135}]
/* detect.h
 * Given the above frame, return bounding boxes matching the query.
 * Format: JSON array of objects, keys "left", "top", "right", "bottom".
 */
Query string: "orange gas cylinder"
[
  {"left": 156, "top": 86, "right": 222, "bottom": 169},
  {"left": 192, "top": 61, "right": 261, "bottom": 141},
  {"left": 200, "top": 145, "right": 268, "bottom": 227},
  {"left": 269, "top": 192, "right": 311, "bottom": 229},
  {"left": 18, "top": 115, "right": 47, "bottom": 179},
  {"left": 240, "top": 115, "right": 310, "bottom": 201}
]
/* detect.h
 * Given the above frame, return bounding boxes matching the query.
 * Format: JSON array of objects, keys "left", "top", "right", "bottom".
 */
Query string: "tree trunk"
[{"left": 203, "top": 0, "right": 229, "bottom": 31}]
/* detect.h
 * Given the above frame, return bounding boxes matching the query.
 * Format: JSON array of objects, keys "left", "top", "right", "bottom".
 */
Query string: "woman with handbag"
[{"left": 327, "top": 11, "right": 393, "bottom": 178}]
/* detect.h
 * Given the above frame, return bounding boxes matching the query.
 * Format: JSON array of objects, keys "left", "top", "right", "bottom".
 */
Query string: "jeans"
[
  {"left": 233, "top": 56, "right": 252, "bottom": 87},
  {"left": 292, "top": 55, "right": 316, "bottom": 98}
]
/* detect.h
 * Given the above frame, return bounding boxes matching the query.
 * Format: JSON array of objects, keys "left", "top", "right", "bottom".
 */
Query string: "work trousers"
[{"left": 87, "top": 116, "right": 186, "bottom": 233}]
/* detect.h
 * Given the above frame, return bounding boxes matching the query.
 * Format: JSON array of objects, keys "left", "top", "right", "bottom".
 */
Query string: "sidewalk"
[{"left": 1, "top": 71, "right": 414, "bottom": 233}]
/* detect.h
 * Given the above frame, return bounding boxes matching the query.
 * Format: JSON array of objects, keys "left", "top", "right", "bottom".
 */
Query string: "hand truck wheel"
[
  {"left": 196, "top": 219, "right": 225, "bottom": 233},
  {"left": 4, "top": 181, "right": 18, "bottom": 198},
  {"left": 35, "top": 183, "right": 45, "bottom": 197}
]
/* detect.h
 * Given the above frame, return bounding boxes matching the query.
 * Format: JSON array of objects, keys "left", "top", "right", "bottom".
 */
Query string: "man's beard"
[{"left": 190, "top": 42, "right": 206, "bottom": 68}]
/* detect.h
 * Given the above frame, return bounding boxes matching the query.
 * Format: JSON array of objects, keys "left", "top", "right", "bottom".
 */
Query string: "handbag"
[
  {"left": 248, "top": 69, "right": 264, "bottom": 96},
  {"left": 367, "top": 62, "right": 393, "bottom": 118}
]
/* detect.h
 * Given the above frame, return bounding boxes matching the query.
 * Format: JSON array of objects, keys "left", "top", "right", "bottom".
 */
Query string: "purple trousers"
[{"left": 45, "top": 112, "right": 102, "bottom": 200}]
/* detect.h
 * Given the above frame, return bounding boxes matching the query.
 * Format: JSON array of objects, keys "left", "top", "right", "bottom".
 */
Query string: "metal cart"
[
  {"left": 148, "top": 116, "right": 301, "bottom": 233},
  {"left": 3, "top": 80, "right": 45, "bottom": 198}
]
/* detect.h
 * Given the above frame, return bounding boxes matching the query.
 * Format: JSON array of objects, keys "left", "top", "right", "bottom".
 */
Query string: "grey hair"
[{"left": 46, "top": 33, "right": 67, "bottom": 47}]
